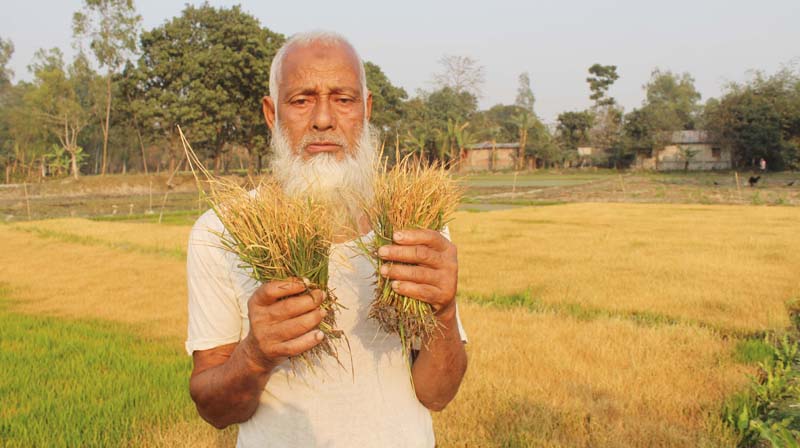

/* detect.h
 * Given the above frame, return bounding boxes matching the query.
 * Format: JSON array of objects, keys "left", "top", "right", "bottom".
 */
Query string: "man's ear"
[
  {"left": 365, "top": 90, "right": 373, "bottom": 122},
  {"left": 262, "top": 96, "right": 276, "bottom": 130}
]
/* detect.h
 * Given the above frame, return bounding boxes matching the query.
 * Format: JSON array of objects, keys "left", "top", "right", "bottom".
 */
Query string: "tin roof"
[
  {"left": 465, "top": 141, "right": 520, "bottom": 150},
  {"left": 668, "top": 130, "right": 712, "bottom": 144}
]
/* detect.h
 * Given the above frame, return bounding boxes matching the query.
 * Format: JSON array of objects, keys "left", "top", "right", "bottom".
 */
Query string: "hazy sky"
[{"left": 2, "top": 0, "right": 799, "bottom": 122}]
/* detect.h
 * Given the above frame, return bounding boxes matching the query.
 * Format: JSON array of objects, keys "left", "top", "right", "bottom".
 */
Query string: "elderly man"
[{"left": 185, "top": 31, "right": 468, "bottom": 447}]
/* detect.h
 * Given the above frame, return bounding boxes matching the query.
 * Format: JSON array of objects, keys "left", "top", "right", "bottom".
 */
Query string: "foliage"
[
  {"left": 704, "top": 67, "right": 800, "bottom": 170},
  {"left": 586, "top": 63, "right": 619, "bottom": 107},
  {"left": 722, "top": 335, "right": 800, "bottom": 447},
  {"left": 0, "top": 36, "right": 13, "bottom": 87},
  {"left": 131, "top": 4, "right": 284, "bottom": 172},
  {"left": 400, "top": 87, "right": 478, "bottom": 163},
  {"left": 643, "top": 68, "right": 702, "bottom": 130},
  {"left": 365, "top": 61, "right": 408, "bottom": 139},
  {"left": 24, "top": 48, "right": 95, "bottom": 178},
  {"left": 72, "top": 0, "right": 140, "bottom": 73},
  {"left": 73, "top": 0, "right": 142, "bottom": 176},
  {"left": 621, "top": 69, "right": 703, "bottom": 167},
  {"left": 515, "top": 72, "right": 535, "bottom": 112},
  {"left": 557, "top": 110, "right": 594, "bottom": 152}
]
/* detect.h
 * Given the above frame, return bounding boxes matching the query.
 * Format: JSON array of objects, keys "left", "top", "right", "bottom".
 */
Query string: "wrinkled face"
[{"left": 262, "top": 41, "right": 372, "bottom": 161}]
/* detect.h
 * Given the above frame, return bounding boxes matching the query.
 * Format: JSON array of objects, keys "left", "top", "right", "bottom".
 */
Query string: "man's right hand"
[{"left": 241, "top": 279, "right": 327, "bottom": 373}]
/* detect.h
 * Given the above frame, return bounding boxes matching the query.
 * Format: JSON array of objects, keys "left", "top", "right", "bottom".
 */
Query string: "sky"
[{"left": 2, "top": 0, "right": 799, "bottom": 123}]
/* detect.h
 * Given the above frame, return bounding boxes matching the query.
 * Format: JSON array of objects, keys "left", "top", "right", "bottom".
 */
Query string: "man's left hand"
[{"left": 377, "top": 229, "right": 458, "bottom": 317}]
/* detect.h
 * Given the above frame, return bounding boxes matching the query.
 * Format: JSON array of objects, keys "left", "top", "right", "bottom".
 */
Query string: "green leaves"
[
  {"left": 587, "top": 63, "right": 619, "bottom": 107},
  {"left": 133, "top": 5, "right": 284, "bottom": 165},
  {"left": 723, "top": 335, "right": 800, "bottom": 447},
  {"left": 72, "top": 0, "right": 141, "bottom": 72}
]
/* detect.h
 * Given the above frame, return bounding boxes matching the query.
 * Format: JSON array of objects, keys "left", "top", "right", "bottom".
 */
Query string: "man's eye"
[
  {"left": 291, "top": 98, "right": 309, "bottom": 106},
  {"left": 337, "top": 97, "right": 355, "bottom": 104}
]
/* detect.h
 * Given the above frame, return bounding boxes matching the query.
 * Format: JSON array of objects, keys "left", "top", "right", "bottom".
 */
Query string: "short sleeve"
[
  {"left": 185, "top": 210, "right": 244, "bottom": 355},
  {"left": 442, "top": 225, "right": 467, "bottom": 343}
]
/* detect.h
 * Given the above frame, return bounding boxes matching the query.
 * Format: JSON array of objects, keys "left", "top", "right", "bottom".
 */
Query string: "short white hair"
[{"left": 269, "top": 30, "right": 368, "bottom": 110}]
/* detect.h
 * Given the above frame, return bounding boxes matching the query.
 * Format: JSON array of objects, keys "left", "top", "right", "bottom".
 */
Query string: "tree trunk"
[
  {"left": 100, "top": 72, "right": 112, "bottom": 175},
  {"left": 247, "top": 148, "right": 257, "bottom": 177},
  {"left": 70, "top": 150, "right": 79, "bottom": 179},
  {"left": 490, "top": 140, "right": 496, "bottom": 172},
  {"left": 126, "top": 91, "right": 149, "bottom": 175}
]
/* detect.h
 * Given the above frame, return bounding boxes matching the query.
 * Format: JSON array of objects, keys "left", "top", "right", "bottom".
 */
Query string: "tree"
[
  {"left": 0, "top": 37, "right": 15, "bottom": 180},
  {"left": 557, "top": 111, "right": 594, "bottom": 151},
  {"left": 679, "top": 146, "right": 700, "bottom": 171},
  {"left": 512, "top": 72, "right": 538, "bottom": 169},
  {"left": 590, "top": 105, "right": 624, "bottom": 167},
  {"left": 433, "top": 55, "right": 485, "bottom": 97},
  {"left": 620, "top": 68, "right": 702, "bottom": 169},
  {"left": 0, "top": 37, "right": 13, "bottom": 88},
  {"left": 423, "top": 87, "right": 478, "bottom": 164},
  {"left": 471, "top": 104, "right": 524, "bottom": 143},
  {"left": 25, "top": 49, "right": 93, "bottom": 179},
  {"left": 705, "top": 67, "right": 800, "bottom": 170},
  {"left": 364, "top": 61, "right": 408, "bottom": 142},
  {"left": 515, "top": 72, "right": 535, "bottom": 113},
  {"left": 73, "top": 0, "right": 141, "bottom": 175},
  {"left": 587, "top": 64, "right": 619, "bottom": 107},
  {"left": 642, "top": 68, "right": 701, "bottom": 130},
  {"left": 133, "top": 4, "right": 283, "bottom": 174},
  {"left": 511, "top": 110, "right": 538, "bottom": 170}
]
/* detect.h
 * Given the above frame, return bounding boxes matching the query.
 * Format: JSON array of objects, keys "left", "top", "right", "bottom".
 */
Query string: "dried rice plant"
[
  {"left": 178, "top": 127, "right": 347, "bottom": 371},
  {"left": 360, "top": 156, "right": 463, "bottom": 354}
]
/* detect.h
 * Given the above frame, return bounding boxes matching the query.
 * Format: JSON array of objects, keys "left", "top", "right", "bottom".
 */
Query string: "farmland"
[{"left": 1, "top": 172, "right": 799, "bottom": 446}]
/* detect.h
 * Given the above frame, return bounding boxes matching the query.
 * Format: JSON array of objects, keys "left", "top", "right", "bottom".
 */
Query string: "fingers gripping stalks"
[
  {"left": 179, "top": 127, "right": 349, "bottom": 373},
  {"left": 358, "top": 156, "right": 463, "bottom": 360}
]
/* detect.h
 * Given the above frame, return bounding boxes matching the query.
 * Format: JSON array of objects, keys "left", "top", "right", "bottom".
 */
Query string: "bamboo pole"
[
  {"left": 23, "top": 182, "right": 32, "bottom": 220},
  {"left": 734, "top": 171, "right": 742, "bottom": 202}
]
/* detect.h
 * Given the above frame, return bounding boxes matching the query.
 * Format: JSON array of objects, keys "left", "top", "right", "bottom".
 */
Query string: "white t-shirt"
[{"left": 186, "top": 209, "right": 466, "bottom": 448}]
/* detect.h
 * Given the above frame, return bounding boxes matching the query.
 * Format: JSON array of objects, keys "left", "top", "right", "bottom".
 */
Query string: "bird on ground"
[
  {"left": 788, "top": 180, "right": 796, "bottom": 187},
  {"left": 713, "top": 181, "right": 720, "bottom": 186},
  {"left": 748, "top": 176, "right": 761, "bottom": 187}
]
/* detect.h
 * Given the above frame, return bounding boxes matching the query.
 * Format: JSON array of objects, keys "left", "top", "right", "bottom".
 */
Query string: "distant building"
[
  {"left": 633, "top": 130, "right": 732, "bottom": 171},
  {"left": 459, "top": 142, "right": 518, "bottom": 172}
]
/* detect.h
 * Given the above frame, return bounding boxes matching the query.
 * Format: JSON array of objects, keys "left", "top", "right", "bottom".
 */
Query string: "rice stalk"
[
  {"left": 178, "top": 127, "right": 348, "bottom": 372},
  {"left": 360, "top": 156, "right": 463, "bottom": 356}
]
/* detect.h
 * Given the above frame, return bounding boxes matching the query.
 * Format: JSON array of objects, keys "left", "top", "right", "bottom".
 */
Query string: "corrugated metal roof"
[
  {"left": 668, "top": 130, "right": 712, "bottom": 144},
  {"left": 465, "top": 141, "right": 520, "bottom": 150}
]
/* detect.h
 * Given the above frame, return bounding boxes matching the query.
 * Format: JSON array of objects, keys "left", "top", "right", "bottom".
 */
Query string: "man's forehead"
[{"left": 279, "top": 42, "right": 362, "bottom": 94}]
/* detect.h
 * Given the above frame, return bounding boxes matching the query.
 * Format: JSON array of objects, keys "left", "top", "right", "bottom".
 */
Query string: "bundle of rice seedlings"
[
  {"left": 360, "top": 156, "right": 463, "bottom": 354},
  {"left": 178, "top": 127, "right": 347, "bottom": 371}
]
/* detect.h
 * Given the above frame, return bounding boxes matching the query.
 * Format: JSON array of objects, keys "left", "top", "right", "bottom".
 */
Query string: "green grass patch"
[
  {"left": 722, "top": 336, "right": 800, "bottom": 447},
  {"left": 91, "top": 209, "right": 202, "bottom": 226},
  {"left": 0, "top": 292, "right": 194, "bottom": 447},
  {"left": 734, "top": 339, "right": 776, "bottom": 365}
]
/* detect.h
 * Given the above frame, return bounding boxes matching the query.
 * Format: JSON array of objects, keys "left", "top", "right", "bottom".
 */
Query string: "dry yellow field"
[
  {"left": 453, "top": 203, "right": 800, "bottom": 335},
  {"left": 2, "top": 202, "right": 798, "bottom": 446}
]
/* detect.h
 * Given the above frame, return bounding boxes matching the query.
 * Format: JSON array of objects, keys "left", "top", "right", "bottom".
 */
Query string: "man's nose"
[{"left": 311, "top": 98, "right": 335, "bottom": 132}]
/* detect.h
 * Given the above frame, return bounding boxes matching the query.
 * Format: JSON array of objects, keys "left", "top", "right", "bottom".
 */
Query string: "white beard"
[{"left": 269, "top": 118, "right": 377, "bottom": 217}]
